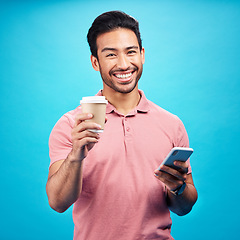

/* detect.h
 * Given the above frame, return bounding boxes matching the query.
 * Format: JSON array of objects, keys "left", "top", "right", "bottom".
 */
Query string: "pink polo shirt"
[{"left": 49, "top": 90, "right": 191, "bottom": 240}]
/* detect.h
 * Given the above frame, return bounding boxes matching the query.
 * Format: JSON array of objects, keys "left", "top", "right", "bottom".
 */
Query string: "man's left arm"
[{"left": 154, "top": 161, "right": 198, "bottom": 216}]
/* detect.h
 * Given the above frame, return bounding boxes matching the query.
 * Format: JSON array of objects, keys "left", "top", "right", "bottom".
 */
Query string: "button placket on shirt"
[
  {"left": 123, "top": 117, "right": 131, "bottom": 136},
  {"left": 122, "top": 115, "right": 134, "bottom": 156}
]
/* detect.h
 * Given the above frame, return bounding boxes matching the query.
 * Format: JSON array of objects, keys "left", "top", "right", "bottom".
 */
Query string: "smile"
[{"left": 114, "top": 72, "right": 133, "bottom": 79}]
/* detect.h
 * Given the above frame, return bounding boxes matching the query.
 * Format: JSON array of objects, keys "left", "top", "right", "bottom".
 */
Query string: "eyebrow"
[
  {"left": 126, "top": 46, "right": 139, "bottom": 50},
  {"left": 101, "top": 45, "right": 139, "bottom": 53},
  {"left": 101, "top": 47, "right": 117, "bottom": 52}
]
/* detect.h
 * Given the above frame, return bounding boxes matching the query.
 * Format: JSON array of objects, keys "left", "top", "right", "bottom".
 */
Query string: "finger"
[
  {"left": 154, "top": 170, "right": 184, "bottom": 191},
  {"left": 174, "top": 161, "right": 189, "bottom": 174},
  {"left": 154, "top": 169, "right": 184, "bottom": 184},
  {"left": 72, "top": 137, "right": 99, "bottom": 161},
  {"left": 174, "top": 160, "right": 188, "bottom": 168},
  {"left": 156, "top": 165, "right": 187, "bottom": 182},
  {"left": 79, "top": 136, "right": 99, "bottom": 146},
  {"left": 74, "top": 113, "right": 93, "bottom": 127},
  {"left": 72, "top": 129, "right": 100, "bottom": 141},
  {"left": 74, "top": 121, "right": 102, "bottom": 133}
]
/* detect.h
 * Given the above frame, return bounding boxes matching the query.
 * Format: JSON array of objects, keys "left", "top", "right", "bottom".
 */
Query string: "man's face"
[{"left": 91, "top": 28, "right": 145, "bottom": 94}]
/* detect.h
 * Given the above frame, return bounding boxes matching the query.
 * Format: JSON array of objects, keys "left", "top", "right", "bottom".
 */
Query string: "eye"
[
  {"left": 106, "top": 53, "right": 116, "bottom": 57},
  {"left": 127, "top": 50, "right": 137, "bottom": 55}
]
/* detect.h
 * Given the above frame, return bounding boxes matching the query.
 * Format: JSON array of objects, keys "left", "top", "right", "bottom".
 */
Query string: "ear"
[
  {"left": 141, "top": 47, "right": 145, "bottom": 64},
  {"left": 91, "top": 55, "right": 100, "bottom": 71}
]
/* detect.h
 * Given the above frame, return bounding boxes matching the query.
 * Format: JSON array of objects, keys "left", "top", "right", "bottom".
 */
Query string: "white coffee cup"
[{"left": 80, "top": 96, "right": 108, "bottom": 133}]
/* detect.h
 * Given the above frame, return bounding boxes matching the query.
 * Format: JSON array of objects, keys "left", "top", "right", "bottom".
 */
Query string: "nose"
[{"left": 117, "top": 54, "right": 130, "bottom": 70}]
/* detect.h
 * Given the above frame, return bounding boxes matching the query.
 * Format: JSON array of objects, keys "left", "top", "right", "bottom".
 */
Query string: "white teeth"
[{"left": 115, "top": 72, "right": 132, "bottom": 79}]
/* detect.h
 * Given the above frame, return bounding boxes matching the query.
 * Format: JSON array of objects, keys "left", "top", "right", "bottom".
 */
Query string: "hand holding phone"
[
  {"left": 158, "top": 147, "right": 193, "bottom": 171},
  {"left": 155, "top": 147, "right": 193, "bottom": 196}
]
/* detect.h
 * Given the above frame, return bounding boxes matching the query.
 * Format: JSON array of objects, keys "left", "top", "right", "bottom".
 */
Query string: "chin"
[{"left": 116, "top": 83, "right": 138, "bottom": 94}]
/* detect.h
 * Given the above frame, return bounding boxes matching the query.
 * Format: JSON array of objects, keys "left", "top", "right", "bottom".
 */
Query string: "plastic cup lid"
[{"left": 80, "top": 96, "right": 108, "bottom": 104}]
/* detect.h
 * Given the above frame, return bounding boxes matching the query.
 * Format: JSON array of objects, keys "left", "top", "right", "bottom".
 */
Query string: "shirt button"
[{"left": 126, "top": 127, "right": 130, "bottom": 132}]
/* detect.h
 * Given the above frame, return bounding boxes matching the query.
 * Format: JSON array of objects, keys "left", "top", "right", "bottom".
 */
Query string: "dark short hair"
[{"left": 87, "top": 11, "right": 142, "bottom": 58}]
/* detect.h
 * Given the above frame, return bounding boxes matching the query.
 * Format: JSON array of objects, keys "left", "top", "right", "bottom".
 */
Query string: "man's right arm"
[{"left": 46, "top": 113, "right": 102, "bottom": 213}]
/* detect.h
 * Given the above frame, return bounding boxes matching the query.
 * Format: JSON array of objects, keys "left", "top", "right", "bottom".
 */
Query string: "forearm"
[
  {"left": 46, "top": 152, "right": 83, "bottom": 213},
  {"left": 167, "top": 183, "right": 198, "bottom": 216}
]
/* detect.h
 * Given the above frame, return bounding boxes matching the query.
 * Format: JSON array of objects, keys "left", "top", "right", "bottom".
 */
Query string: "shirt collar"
[{"left": 96, "top": 89, "right": 150, "bottom": 115}]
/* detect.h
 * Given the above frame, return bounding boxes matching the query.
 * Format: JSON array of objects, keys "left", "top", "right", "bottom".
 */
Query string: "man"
[{"left": 46, "top": 11, "right": 197, "bottom": 240}]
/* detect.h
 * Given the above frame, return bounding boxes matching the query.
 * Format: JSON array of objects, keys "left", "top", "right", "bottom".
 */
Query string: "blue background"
[{"left": 0, "top": 0, "right": 239, "bottom": 239}]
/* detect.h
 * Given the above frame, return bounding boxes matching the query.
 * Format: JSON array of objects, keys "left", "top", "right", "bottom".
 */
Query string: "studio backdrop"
[{"left": 0, "top": 0, "right": 239, "bottom": 239}]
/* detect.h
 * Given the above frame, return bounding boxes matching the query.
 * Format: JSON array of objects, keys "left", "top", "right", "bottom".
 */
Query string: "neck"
[{"left": 102, "top": 86, "right": 141, "bottom": 116}]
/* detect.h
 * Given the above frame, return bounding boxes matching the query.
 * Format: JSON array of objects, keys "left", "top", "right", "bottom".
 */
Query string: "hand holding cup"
[{"left": 80, "top": 96, "right": 108, "bottom": 133}]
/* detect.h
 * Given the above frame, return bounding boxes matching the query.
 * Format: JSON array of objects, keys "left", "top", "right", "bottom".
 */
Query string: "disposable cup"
[{"left": 80, "top": 96, "right": 108, "bottom": 132}]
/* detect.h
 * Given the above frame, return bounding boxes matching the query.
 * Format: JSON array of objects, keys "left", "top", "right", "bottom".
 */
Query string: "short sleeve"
[
  {"left": 175, "top": 117, "right": 189, "bottom": 148},
  {"left": 48, "top": 114, "right": 73, "bottom": 167},
  {"left": 174, "top": 117, "right": 192, "bottom": 174}
]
